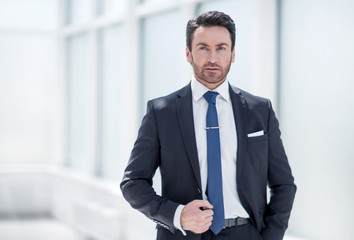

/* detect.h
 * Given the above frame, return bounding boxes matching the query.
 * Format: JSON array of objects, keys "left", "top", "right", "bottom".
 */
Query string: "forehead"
[{"left": 192, "top": 26, "right": 231, "bottom": 46}]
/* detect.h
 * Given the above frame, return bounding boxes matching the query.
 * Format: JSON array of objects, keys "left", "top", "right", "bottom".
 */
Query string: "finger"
[
  {"left": 204, "top": 219, "right": 213, "bottom": 227},
  {"left": 200, "top": 221, "right": 212, "bottom": 232},
  {"left": 205, "top": 215, "right": 213, "bottom": 222},
  {"left": 201, "top": 209, "right": 214, "bottom": 217},
  {"left": 194, "top": 223, "right": 211, "bottom": 234},
  {"left": 194, "top": 200, "right": 213, "bottom": 209}
]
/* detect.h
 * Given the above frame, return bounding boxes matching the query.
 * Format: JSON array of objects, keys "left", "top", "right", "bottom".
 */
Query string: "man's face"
[{"left": 186, "top": 26, "right": 235, "bottom": 90}]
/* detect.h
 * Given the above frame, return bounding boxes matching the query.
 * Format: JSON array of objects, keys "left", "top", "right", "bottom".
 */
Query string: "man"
[{"left": 121, "top": 11, "right": 296, "bottom": 240}]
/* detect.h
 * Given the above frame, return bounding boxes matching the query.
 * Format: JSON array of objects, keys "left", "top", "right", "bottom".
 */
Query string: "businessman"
[{"left": 121, "top": 11, "right": 296, "bottom": 240}]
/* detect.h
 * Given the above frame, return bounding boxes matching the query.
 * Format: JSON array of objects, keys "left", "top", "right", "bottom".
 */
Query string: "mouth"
[{"left": 204, "top": 67, "right": 221, "bottom": 72}]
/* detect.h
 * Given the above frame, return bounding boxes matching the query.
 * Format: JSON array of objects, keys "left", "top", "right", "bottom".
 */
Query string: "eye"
[{"left": 217, "top": 47, "right": 226, "bottom": 50}]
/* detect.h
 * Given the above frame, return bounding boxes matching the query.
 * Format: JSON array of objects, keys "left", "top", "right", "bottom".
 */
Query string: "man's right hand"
[{"left": 180, "top": 200, "right": 214, "bottom": 234}]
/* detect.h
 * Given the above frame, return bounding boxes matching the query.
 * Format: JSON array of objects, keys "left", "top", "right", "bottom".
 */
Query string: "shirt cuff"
[{"left": 173, "top": 204, "right": 187, "bottom": 236}]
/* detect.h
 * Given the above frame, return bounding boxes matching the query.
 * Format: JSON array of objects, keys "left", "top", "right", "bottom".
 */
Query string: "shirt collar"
[{"left": 191, "top": 75, "right": 230, "bottom": 103}]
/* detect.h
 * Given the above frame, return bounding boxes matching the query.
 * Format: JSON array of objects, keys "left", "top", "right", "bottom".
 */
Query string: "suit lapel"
[
  {"left": 176, "top": 84, "right": 202, "bottom": 189},
  {"left": 175, "top": 84, "right": 247, "bottom": 190},
  {"left": 229, "top": 85, "right": 248, "bottom": 182}
]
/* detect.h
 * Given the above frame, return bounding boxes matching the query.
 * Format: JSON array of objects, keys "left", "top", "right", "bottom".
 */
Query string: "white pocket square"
[{"left": 247, "top": 130, "right": 264, "bottom": 137}]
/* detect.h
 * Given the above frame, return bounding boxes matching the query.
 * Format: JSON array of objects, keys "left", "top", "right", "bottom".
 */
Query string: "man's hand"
[{"left": 180, "top": 200, "right": 214, "bottom": 234}]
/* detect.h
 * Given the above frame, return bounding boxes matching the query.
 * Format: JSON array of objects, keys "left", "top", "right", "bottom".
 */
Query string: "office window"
[
  {"left": 66, "top": 34, "right": 92, "bottom": 172},
  {"left": 279, "top": 0, "right": 354, "bottom": 239},
  {"left": 141, "top": 10, "right": 182, "bottom": 109},
  {"left": 97, "top": 0, "right": 127, "bottom": 16},
  {"left": 140, "top": 0, "right": 176, "bottom": 3},
  {"left": 0, "top": 0, "right": 58, "bottom": 30},
  {"left": 0, "top": 0, "right": 59, "bottom": 164},
  {"left": 66, "top": 0, "right": 92, "bottom": 25},
  {"left": 0, "top": 35, "right": 58, "bottom": 164},
  {"left": 98, "top": 25, "right": 125, "bottom": 180}
]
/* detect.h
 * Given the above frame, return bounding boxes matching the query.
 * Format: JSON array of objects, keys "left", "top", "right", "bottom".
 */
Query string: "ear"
[
  {"left": 186, "top": 46, "right": 192, "bottom": 63},
  {"left": 231, "top": 48, "right": 235, "bottom": 63}
]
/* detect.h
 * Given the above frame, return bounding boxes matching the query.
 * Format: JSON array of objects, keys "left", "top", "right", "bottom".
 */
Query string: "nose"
[{"left": 208, "top": 50, "right": 217, "bottom": 63}]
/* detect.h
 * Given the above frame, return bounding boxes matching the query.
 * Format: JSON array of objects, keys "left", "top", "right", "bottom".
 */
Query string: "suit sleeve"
[
  {"left": 261, "top": 101, "right": 297, "bottom": 240},
  {"left": 120, "top": 100, "right": 180, "bottom": 233}
]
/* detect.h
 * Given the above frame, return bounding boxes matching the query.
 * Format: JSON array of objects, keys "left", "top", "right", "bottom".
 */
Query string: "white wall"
[{"left": 280, "top": 0, "right": 354, "bottom": 239}]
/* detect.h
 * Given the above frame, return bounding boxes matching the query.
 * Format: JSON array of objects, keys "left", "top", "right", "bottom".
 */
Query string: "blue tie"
[{"left": 203, "top": 91, "right": 225, "bottom": 235}]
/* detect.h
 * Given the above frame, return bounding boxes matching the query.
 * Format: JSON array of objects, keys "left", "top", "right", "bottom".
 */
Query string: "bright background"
[{"left": 0, "top": 0, "right": 353, "bottom": 239}]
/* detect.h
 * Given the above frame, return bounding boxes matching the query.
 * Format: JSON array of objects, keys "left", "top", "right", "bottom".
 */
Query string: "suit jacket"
[{"left": 120, "top": 83, "right": 296, "bottom": 240}]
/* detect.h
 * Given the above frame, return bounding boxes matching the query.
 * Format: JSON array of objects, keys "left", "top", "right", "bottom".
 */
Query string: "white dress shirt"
[{"left": 173, "top": 77, "right": 249, "bottom": 234}]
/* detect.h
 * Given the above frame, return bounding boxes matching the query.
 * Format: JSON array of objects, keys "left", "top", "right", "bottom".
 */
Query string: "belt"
[{"left": 224, "top": 217, "right": 250, "bottom": 228}]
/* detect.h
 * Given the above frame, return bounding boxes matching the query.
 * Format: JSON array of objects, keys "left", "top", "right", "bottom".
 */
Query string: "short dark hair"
[{"left": 186, "top": 11, "right": 236, "bottom": 51}]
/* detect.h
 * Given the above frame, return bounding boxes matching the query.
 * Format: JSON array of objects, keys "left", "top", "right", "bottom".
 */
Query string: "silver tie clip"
[{"left": 205, "top": 126, "right": 221, "bottom": 130}]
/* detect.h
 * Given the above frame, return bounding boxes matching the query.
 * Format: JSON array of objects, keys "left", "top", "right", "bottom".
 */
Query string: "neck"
[{"left": 194, "top": 75, "right": 226, "bottom": 90}]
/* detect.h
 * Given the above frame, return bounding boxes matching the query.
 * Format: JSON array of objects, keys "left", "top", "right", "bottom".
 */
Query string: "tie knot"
[{"left": 203, "top": 91, "right": 219, "bottom": 105}]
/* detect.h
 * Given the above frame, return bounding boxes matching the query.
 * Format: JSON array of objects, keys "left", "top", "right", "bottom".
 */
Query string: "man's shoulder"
[
  {"left": 148, "top": 83, "right": 191, "bottom": 110},
  {"left": 230, "top": 85, "right": 272, "bottom": 118},
  {"left": 230, "top": 85, "right": 270, "bottom": 105}
]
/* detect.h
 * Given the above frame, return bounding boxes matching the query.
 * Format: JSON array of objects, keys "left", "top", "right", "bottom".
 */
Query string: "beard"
[{"left": 191, "top": 56, "right": 232, "bottom": 87}]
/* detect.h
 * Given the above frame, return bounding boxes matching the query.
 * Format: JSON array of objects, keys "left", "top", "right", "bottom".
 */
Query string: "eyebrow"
[{"left": 196, "top": 42, "right": 230, "bottom": 47}]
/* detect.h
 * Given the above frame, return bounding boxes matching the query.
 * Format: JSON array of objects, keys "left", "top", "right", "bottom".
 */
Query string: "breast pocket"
[{"left": 246, "top": 134, "right": 268, "bottom": 173}]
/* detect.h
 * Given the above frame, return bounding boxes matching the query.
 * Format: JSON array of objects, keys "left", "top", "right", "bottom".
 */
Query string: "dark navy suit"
[{"left": 120, "top": 83, "right": 296, "bottom": 240}]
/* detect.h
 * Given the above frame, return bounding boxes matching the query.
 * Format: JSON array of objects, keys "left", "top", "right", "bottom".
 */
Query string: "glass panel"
[
  {"left": 67, "top": 0, "right": 91, "bottom": 25},
  {"left": 140, "top": 0, "right": 175, "bottom": 3},
  {"left": 98, "top": 25, "right": 125, "bottom": 180},
  {"left": 97, "top": 0, "right": 127, "bottom": 16},
  {"left": 0, "top": 0, "right": 58, "bottom": 30},
  {"left": 141, "top": 9, "right": 182, "bottom": 194},
  {"left": 141, "top": 10, "right": 182, "bottom": 108},
  {"left": 66, "top": 34, "right": 90, "bottom": 172},
  {"left": 197, "top": 0, "right": 256, "bottom": 91},
  {"left": 280, "top": 0, "right": 354, "bottom": 239},
  {"left": 0, "top": 35, "right": 58, "bottom": 164}
]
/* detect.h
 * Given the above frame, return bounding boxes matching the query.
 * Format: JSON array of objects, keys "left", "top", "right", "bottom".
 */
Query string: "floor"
[
  {"left": 0, "top": 218, "right": 305, "bottom": 240},
  {"left": 0, "top": 219, "right": 87, "bottom": 240}
]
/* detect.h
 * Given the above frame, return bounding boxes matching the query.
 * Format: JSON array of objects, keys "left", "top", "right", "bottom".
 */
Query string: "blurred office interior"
[{"left": 0, "top": 0, "right": 353, "bottom": 239}]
